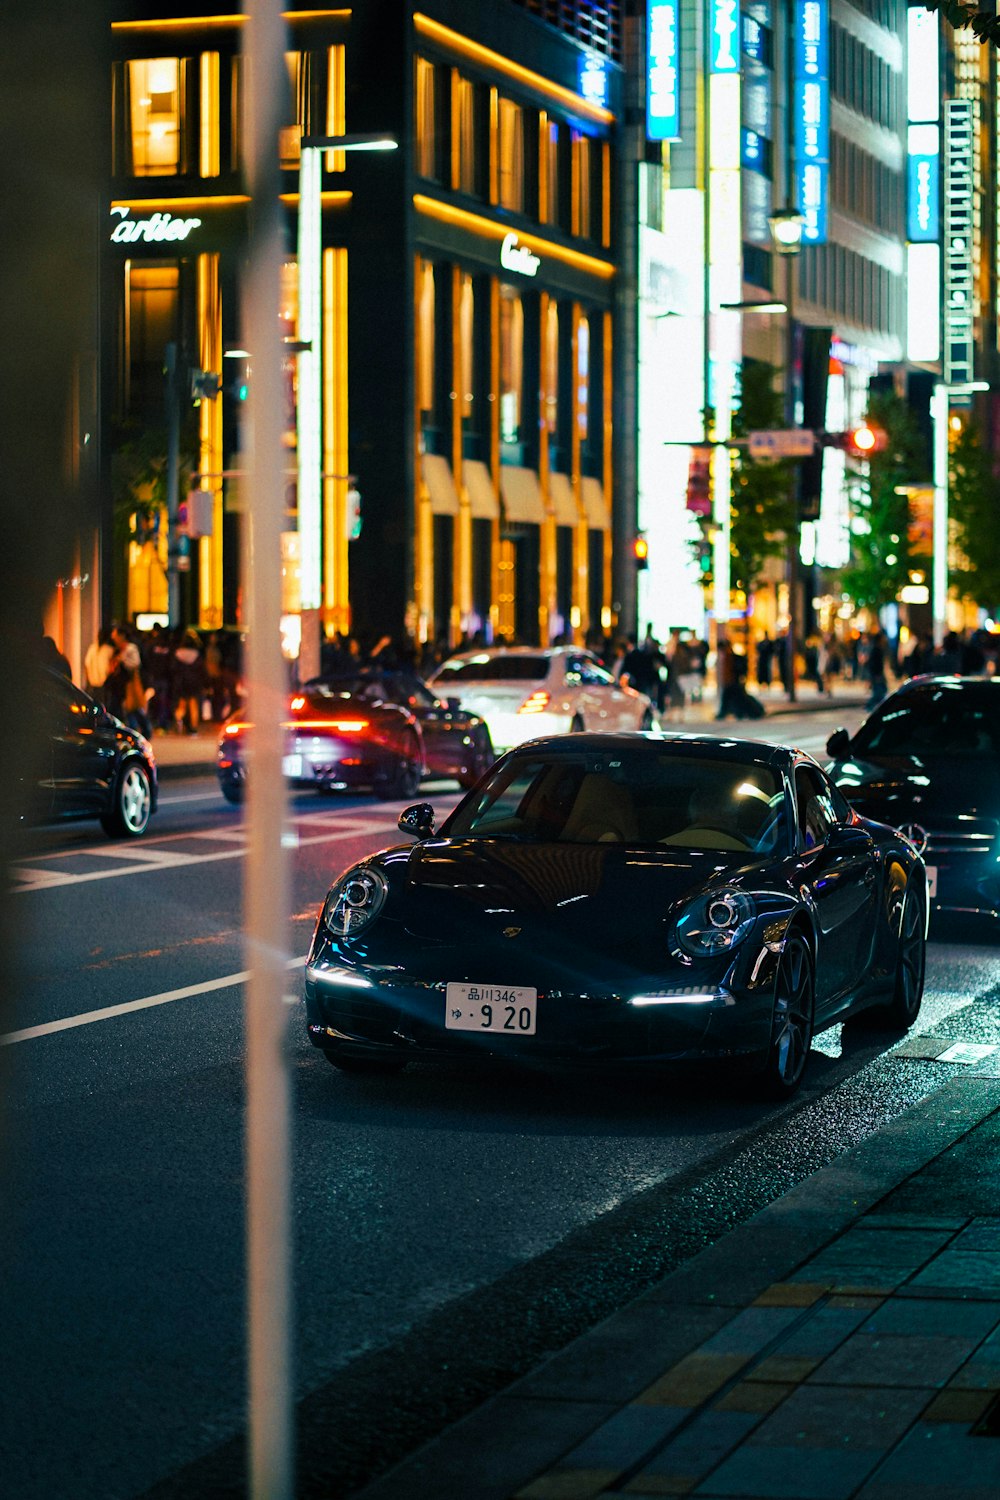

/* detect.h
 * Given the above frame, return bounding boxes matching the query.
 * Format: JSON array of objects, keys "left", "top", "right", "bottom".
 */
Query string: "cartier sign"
[
  {"left": 110, "top": 206, "right": 202, "bottom": 244},
  {"left": 499, "top": 232, "right": 540, "bottom": 277}
]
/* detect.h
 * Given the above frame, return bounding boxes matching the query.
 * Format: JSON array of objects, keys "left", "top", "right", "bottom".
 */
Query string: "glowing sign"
[
  {"left": 579, "top": 56, "right": 608, "bottom": 109},
  {"left": 500, "top": 232, "right": 540, "bottom": 277},
  {"left": 943, "top": 98, "right": 974, "bottom": 385},
  {"left": 907, "top": 124, "right": 939, "bottom": 242},
  {"left": 907, "top": 242, "right": 941, "bottom": 363},
  {"left": 710, "top": 0, "right": 739, "bottom": 73},
  {"left": 646, "top": 0, "right": 680, "bottom": 140},
  {"left": 794, "top": 0, "right": 829, "bottom": 244},
  {"left": 907, "top": 7, "right": 939, "bottom": 124},
  {"left": 109, "top": 206, "right": 201, "bottom": 243}
]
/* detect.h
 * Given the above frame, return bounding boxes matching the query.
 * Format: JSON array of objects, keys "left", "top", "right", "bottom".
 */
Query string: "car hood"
[{"left": 829, "top": 753, "right": 1000, "bottom": 821}]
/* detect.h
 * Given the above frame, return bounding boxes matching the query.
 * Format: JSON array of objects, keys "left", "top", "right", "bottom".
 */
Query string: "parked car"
[
  {"left": 826, "top": 675, "right": 1000, "bottom": 925},
  {"left": 23, "top": 666, "right": 157, "bottom": 838},
  {"left": 217, "top": 680, "right": 425, "bottom": 803},
  {"left": 427, "top": 646, "right": 655, "bottom": 753},
  {"left": 315, "top": 667, "right": 494, "bottom": 788},
  {"left": 304, "top": 732, "right": 926, "bottom": 1096}
]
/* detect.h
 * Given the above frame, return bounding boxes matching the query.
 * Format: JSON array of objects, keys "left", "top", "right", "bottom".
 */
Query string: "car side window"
[{"left": 794, "top": 766, "right": 837, "bottom": 850}]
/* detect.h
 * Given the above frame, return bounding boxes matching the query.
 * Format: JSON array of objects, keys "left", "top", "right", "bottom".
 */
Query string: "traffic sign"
[{"left": 748, "top": 428, "right": 816, "bottom": 459}]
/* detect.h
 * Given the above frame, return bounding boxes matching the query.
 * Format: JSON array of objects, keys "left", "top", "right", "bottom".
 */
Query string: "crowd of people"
[
  {"left": 82, "top": 623, "right": 244, "bottom": 738},
  {"left": 71, "top": 617, "right": 999, "bottom": 738}
]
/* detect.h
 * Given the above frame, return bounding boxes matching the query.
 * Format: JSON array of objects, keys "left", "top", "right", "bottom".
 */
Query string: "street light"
[
  {"left": 296, "top": 131, "right": 397, "bottom": 673},
  {"left": 931, "top": 379, "right": 989, "bottom": 645},
  {"left": 768, "top": 206, "right": 806, "bottom": 701}
]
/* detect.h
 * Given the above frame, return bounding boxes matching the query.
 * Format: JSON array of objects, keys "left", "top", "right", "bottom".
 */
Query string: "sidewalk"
[
  {"left": 354, "top": 1072, "right": 1000, "bottom": 1500},
  {"left": 148, "top": 679, "right": 872, "bottom": 781}
]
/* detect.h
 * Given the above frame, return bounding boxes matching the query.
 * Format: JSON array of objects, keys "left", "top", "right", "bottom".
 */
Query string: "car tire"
[
  {"left": 570, "top": 715, "right": 585, "bottom": 733},
  {"left": 881, "top": 882, "right": 925, "bottom": 1033},
  {"left": 322, "top": 1050, "right": 406, "bottom": 1077},
  {"left": 755, "top": 931, "right": 815, "bottom": 1098},
  {"left": 221, "top": 780, "right": 244, "bottom": 806},
  {"left": 100, "top": 759, "right": 153, "bottom": 838},
  {"left": 458, "top": 728, "right": 495, "bottom": 790},
  {"left": 374, "top": 732, "right": 422, "bottom": 801}
]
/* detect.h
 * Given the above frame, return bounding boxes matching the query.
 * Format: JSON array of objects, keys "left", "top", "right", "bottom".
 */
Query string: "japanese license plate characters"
[{"left": 445, "top": 983, "right": 537, "bottom": 1035}]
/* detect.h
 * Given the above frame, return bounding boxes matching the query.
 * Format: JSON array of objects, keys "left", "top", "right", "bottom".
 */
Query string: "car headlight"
[
  {"left": 322, "top": 864, "right": 388, "bottom": 938},
  {"left": 674, "top": 889, "right": 757, "bottom": 958}
]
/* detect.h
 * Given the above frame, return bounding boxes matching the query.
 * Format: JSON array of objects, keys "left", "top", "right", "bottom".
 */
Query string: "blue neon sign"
[
  {"left": 579, "top": 55, "right": 608, "bottom": 109},
  {"left": 710, "top": 0, "right": 740, "bottom": 73},
  {"left": 907, "top": 125, "right": 939, "bottom": 242},
  {"left": 794, "top": 0, "right": 829, "bottom": 243},
  {"left": 647, "top": 0, "right": 680, "bottom": 140}
]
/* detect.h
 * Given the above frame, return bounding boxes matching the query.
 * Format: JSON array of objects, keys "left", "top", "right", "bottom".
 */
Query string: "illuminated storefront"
[{"left": 105, "top": 4, "right": 624, "bottom": 651}]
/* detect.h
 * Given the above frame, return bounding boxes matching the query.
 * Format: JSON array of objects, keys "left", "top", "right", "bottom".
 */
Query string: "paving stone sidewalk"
[{"left": 353, "top": 1076, "right": 1000, "bottom": 1500}]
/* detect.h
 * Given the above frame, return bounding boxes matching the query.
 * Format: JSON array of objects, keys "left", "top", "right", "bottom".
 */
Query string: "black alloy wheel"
[
  {"left": 374, "top": 731, "right": 422, "bottom": 801},
  {"left": 757, "top": 931, "right": 815, "bottom": 1098},
  {"left": 458, "top": 727, "right": 495, "bottom": 789},
  {"left": 882, "top": 884, "right": 925, "bottom": 1032},
  {"left": 220, "top": 779, "right": 244, "bottom": 806},
  {"left": 100, "top": 759, "right": 152, "bottom": 838}
]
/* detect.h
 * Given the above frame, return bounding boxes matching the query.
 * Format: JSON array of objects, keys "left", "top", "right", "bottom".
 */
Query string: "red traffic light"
[
  {"left": 824, "top": 422, "right": 887, "bottom": 456},
  {"left": 850, "top": 423, "right": 878, "bottom": 454}
]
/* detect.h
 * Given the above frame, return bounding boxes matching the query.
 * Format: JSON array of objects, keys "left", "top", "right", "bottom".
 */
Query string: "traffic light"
[
  {"left": 633, "top": 535, "right": 649, "bottom": 570},
  {"left": 824, "top": 423, "right": 887, "bottom": 456}
]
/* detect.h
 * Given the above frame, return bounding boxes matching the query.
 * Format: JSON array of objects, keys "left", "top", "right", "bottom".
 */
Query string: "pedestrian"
[
  {"left": 84, "top": 627, "right": 115, "bottom": 704},
  {"left": 618, "top": 633, "right": 660, "bottom": 707},
  {"left": 147, "top": 622, "right": 174, "bottom": 730},
  {"left": 755, "top": 633, "right": 773, "bottom": 690},
  {"left": 172, "top": 629, "right": 205, "bottom": 734},
  {"left": 864, "top": 629, "right": 888, "bottom": 709},
  {"left": 715, "top": 638, "right": 742, "bottom": 720},
  {"left": 110, "top": 622, "right": 152, "bottom": 737}
]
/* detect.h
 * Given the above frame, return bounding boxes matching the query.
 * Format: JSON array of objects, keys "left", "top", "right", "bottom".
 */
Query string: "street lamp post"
[
  {"left": 768, "top": 206, "right": 806, "bottom": 703},
  {"left": 930, "top": 378, "right": 989, "bottom": 644}
]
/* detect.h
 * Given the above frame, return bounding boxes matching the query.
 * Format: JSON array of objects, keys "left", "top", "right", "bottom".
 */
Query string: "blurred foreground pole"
[{"left": 242, "top": 4, "right": 294, "bottom": 1497}]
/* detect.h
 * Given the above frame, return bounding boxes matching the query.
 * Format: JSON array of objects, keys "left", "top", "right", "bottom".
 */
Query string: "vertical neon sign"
[
  {"left": 647, "top": 1, "right": 680, "bottom": 140},
  {"left": 794, "top": 0, "right": 829, "bottom": 244}
]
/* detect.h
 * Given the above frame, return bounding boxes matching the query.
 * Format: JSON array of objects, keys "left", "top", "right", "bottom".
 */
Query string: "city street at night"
[{"left": 3, "top": 706, "right": 999, "bottom": 1498}]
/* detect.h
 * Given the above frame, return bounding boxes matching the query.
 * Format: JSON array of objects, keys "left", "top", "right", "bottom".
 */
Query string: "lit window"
[
  {"left": 544, "top": 300, "right": 559, "bottom": 434},
  {"left": 499, "top": 287, "right": 523, "bottom": 444},
  {"left": 326, "top": 44, "right": 346, "bottom": 171},
  {"left": 415, "top": 56, "right": 439, "bottom": 181},
  {"left": 576, "top": 313, "right": 590, "bottom": 442},
  {"left": 458, "top": 272, "right": 475, "bottom": 421},
  {"left": 572, "top": 131, "right": 592, "bottom": 239},
  {"left": 128, "top": 58, "right": 181, "bottom": 176},
  {"left": 279, "top": 52, "right": 307, "bottom": 168},
  {"left": 498, "top": 97, "right": 524, "bottom": 212},
  {"left": 456, "top": 74, "right": 478, "bottom": 196},
  {"left": 200, "top": 53, "right": 220, "bottom": 178},
  {"left": 416, "top": 258, "right": 435, "bottom": 415},
  {"left": 541, "top": 116, "right": 560, "bottom": 225}
]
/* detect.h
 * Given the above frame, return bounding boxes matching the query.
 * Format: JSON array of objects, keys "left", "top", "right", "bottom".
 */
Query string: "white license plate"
[
  {"left": 445, "top": 983, "right": 537, "bottom": 1035},
  {"left": 926, "top": 865, "right": 937, "bottom": 898},
  {"left": 282, "top": 754, "right": 303, "bottom": 778}
]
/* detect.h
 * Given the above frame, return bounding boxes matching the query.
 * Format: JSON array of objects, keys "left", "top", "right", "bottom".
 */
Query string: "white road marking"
[{"left": 0, "top": 956, "right": 308, "bottom": 1046}]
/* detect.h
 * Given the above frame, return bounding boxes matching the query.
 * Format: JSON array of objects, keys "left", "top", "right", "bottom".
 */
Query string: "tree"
[
  {"left": 727, "top": 360, "right": 797, "bottom": 598},
  {"left": 948, "top": 417, "right": 1000, "bottom": 612},
  {"left": 840, "top": 390, "right": 930, "bottom": 612},
  {"left": 922, "top": 2, "right": 1000, "bottom": 47}
]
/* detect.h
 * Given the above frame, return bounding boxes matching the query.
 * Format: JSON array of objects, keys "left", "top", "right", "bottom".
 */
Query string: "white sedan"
[{"left": 427, "top": 646, "right": 657, "bottom": 754}]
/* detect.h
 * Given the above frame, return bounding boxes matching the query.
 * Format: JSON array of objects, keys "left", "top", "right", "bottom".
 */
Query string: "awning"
[
  {"left": 582, "top": 476, "right": 610, "bottom": 530},
  {"left": 549, "top": 471, "right": 579, "bottom": 527},
  {"left": 421, "top": 452, "right": 459, "bottom": 517},
  {"left": 500, "top": 465, "right": 544, "bottom": 525},
  {"left": 462, "top": 458, "right": 500, "bottom": 520}
]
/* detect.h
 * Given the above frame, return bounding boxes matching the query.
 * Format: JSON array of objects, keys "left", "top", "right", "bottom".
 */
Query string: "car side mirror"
[
  {"left": 398, "top": 802, "right": 435, "bottom": 839},
  {"left": 826, "top": 727, "right": 851, "bottom": 759}
]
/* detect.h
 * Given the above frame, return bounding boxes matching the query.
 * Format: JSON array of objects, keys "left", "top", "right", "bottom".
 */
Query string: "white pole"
[
  {"left": 297, "top": 144, "right": 323, "bottom": 612},
  {"left": 931, "top": 381, "right": 948, "bottom": 647},
  {"left": 242, "top": 5, "right": 294, "bottom": 1498}
]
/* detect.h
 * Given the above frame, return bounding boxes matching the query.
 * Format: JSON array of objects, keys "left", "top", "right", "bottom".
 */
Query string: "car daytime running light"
[
  {"left": 674, "top": 889, "right": 757, "bottom": 957},
  {"left": 322, "top": 864, "right": 389, "bottom": 937}
]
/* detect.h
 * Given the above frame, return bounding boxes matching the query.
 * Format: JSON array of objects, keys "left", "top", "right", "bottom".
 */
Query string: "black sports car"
[
  {"left": 218, "top": 681, "right": 425, "bottom": 803},
  {"left": 313, "top": 668, "right": 494, "bottom": 788},
  {"left": 304, "top": 732, "right": 926, "bottom": 1096},
  {"left": 24, "top": 666, "right": 157, "bottom": 838},
  {"left": 827, "top": 675, "right": 1000, "bottom": 925}
]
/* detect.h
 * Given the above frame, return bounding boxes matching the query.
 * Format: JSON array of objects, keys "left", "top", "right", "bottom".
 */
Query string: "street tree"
[
  {"left": 727, "top": 359, "right": 797, "bottom": 599},
  {"left": 922, "top": 2, "right": 1000, "bottom": 46},
  {"left": 948, "top": 416, "right": 1000, "bottom": 614},
  {"left": 840, "top": 389, "right": 929, "bottom": 612}
]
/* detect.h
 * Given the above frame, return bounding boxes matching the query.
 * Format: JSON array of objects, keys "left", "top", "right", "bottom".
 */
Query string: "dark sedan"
[
  {"left": 24, "top": 666, "right": 157, "bottom": 837},
  {"left": 305, "top": 733, "right": 926, "bottom": 1097},
  {"left": 218, "top": 680, "right": 425, "bottom": 803},
  {"left": 827, "top": 675, "right": 1000, "bottom": 925},
  {"left": 314, "top": 668, "right": 494, "bottom": 788}
]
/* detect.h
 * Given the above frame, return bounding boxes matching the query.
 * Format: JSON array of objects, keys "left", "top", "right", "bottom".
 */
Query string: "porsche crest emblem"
[{"left": 502, "top": 926, "right": 522, "bottom": 938}]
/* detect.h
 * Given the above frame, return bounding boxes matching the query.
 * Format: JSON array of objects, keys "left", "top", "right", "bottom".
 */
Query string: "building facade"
[{"left": 104, "top": 0, "right": 628, "bottom": 655}]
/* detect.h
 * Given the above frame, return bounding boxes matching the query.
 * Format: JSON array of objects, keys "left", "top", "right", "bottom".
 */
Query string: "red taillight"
[
  {"left": 281, "top": 717, "right": 369, "bottom": 732},
  {"left": 518, "top": 690, "right": 550, "bottom": 715},
  {"left": 290, "top": 695, "right": 306, "bottom": 711},
  {"left": 223, "top": 721, "right": 251, "bottom": 736}
]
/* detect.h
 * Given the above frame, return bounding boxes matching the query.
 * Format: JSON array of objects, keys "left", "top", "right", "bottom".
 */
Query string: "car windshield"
[
  {"left": 433, "top": 655, "right": 549, "bottom": 683},
  {"left": 852, "top": 685, "right": 1000, "bottom": 759},
  {"left": 445, "top": 749, "right": 788, "bottom": 853}
]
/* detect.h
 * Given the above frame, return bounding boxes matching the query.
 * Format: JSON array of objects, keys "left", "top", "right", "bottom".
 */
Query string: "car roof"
[
  {"left": 500, "top": 730, "right": 798, "bottom": 770},
  {"left": 893, "top": 674, "right": 1000, "bottom": 694}
]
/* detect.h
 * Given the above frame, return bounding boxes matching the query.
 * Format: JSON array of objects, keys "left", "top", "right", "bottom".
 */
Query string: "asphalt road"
[{"left": 2, "top": 710, "right": 999, "bottom": 1499}]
